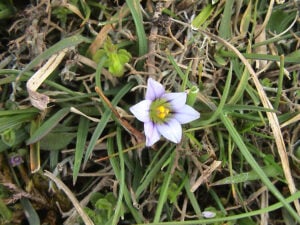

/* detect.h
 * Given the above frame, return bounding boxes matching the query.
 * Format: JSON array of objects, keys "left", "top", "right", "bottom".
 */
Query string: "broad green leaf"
[
  {"left": 40, "top": 132, "right": 76, "bottom": 151},
  {"left": 267, "top": 10, "right": 297, "bottom": 34}
]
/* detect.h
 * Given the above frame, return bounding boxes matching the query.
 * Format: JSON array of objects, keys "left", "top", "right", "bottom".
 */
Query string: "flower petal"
[
  {"left": 156, "top": 119, "right": 182, "bottom": 143},
  {"left": 162, "top": 92, "right": 187, "bottom": 110},
  {"left": 173, "top": 105, "right": 200, "bottom": 124},
  {"left": 129, "top": 100, "right": 152, "bottom": 122},
  {"left": 144, "top": 122, "right": 161, "bottom": 146},
  {"left": 145, "top": 78, "right": 165, "bottom": 100}
]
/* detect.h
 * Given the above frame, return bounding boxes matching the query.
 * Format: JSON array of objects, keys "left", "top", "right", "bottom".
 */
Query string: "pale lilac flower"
[
  {"left": 130, "top": 78, "right": 200, "bottom": 146},
  {"left": 202, "top": 211, "right": 216, "bottom": 218},
  {"left": 8, "top": 154, "right": 24, "bottom": 167}
]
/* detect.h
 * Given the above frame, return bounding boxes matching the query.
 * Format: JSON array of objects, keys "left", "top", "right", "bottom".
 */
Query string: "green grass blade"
[
  {"left": 0, "top": 114, "right": 36, "bottom": 133},
  {"left": 203, "top": 63, "right": 232, "bottom": 125},
  {"left": 111, "top": 126, "right": 125, "bottom": 225},
  {"left": 220, "top": 50, "right": 300, "bottom": 63},
  {"left": 20, "top": 199, "right": 40, "bottom": 225},
  {"left": 274, "top": 55, "right": 284, "bottom": 109},
  {"left": 220, "top": 113, "right": 300, "bottom": 223},
  {"left": 153, "top": 150, "right": 176, "bottom": 222},
  {"left": 191, "top": 4, "right": 213, "bottom": 30},
  {"left": 218, "top": 0, "right": 234, "bottom": 39},
  {"left": 0, "top": 108, "right": 39, "bottom": 116},
  {"left": 107, "top": 136, "right": 143, "bottom": 224},
  {"left": 18, "top": 35, "right": 91, "bottom": 77},
  {"left": 228, "top": 62, "right": 250, "bottom": 104},
  {"left": 167, "top": 54, "right": 193, "bottom": 88},
  {"left": 125, "top": 0, "right": 147, "bottom": 65},
  {"left": 142, "top": 191, "right": 300, "bottom": 225},
  {"left": 83, "top": 82, "right": 134, "bottom": 167},
  {"left": 184, "top": 177, "right": 202, "bottom": 218},
  {"left": 211, "top": 165, "right": 282, "bottom": 186},
  {"left": 73, "top": 117, "right": 90, "bottom": 185},
  {"left": 223, "top": 104, "right": 278, "bottom": 113},
  {"left": 135, "top": 143, "right": 173, "bottom": 198},
  {"left": 26, "top": 107, "right": 70, "bottom": 145}
]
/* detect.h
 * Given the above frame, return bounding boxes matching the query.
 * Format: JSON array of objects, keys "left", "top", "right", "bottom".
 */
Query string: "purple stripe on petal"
[
  {"left": 173, "top": 105, "right": 200, "bottom": 124},
  {"left": 162, "top": 92, "right": 187, "bottom": 110},
  {"left": 144, "top": 121, "right": 161, "bottom": 146},
  {"left": 145, "top": 78, "right": 165, "bottom": 100},
  {"left": 156, "top": 119, "right": 182, "bottom": 143},
  {"left": 129, "top": 100, "right": 152, "bottom": 122}
]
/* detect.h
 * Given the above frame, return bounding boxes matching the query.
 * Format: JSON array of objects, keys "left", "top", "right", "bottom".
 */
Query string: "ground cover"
[{"left": 0, "top": 0, "right": 300, "bottom": 224}]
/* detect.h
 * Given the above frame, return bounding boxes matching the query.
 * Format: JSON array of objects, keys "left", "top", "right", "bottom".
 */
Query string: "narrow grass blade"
[
  {"left": 153, "top": 150, "right": 176, "bottom": 222},
  {"left": 220, "top": 114, "right": 300, "bottom": 223},
  {"left": 107, "top": 136, "right": 143, "bottom": 224},
  {"left": 141, "top": 191, "right": 300, "bottom": 225},
  {"left": 191, "top": 4, "right": 213, "bottom": 30},
  {"left": 26, "top": 107, "right": 70, "bottom": 145},
  {"left": 0, "top": 114, "right": 36, "bottom": 133},
  {"left": 167, "top": 54, "right": 193, "bottom": 88},
  {"left": 204, "top": 63, "right": 232, "bottom": 124},
  {"left": 73, "top": 117, "right": 90, "bottom": 185},
  {"left": 125, "top": 0, "right": 147, "bottom": 65},
  {"left": 184, "top": 177, "right": 202, "bottom": 218},
  {"left": 0, "top": 108, "right": 39, "bottom": 116},
  {"left": 223, "top": 104, "right": 278, "bottom": 113},
  {"left": 83, "top": 82, "right": 134, "bottom": 167},
  {"left": 220, "top": 50, "right": 300, "bottom": 63},
  {"left": 274, "top": 55, "right": 284, "bottom": 109},
  {"left": 20, "top": 199, "right": 40, "bottom": 225},
  {"left": 218, "top": 0, "right": 234, "bottom": 39},
  {"left": 199, "top": 29, "right": 300, "bottom": 217},
  {"left": 211, "top": 165, "right": 282, "bottom": 186},
  {"left": 135, "top": 143, "right": 173, "bottom": 198},
  {"left": 18, "top": 35, "right": 91, "bottom": 77},
  {"left": 111, "top": 126, "right": 125, "bottom": 225}
]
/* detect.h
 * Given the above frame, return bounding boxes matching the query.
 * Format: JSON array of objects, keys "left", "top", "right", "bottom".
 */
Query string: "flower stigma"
[
  {"left": 149, "top": 99, "right": 171, "bottom": 123},
  {"left": 156, "top": 105, "right": 169, "bottom": 119}
]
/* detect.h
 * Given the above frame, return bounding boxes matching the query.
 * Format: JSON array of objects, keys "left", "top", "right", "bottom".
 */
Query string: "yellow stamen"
[{"left": 156, "top": 105, "right": 170, "bottom": 119}]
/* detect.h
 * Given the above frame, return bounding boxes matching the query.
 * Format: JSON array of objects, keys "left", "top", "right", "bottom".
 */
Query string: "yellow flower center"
[
  {"left": 156, "top": 105, "right": 170, "bottom": 119},
  {"left": 149, "top": 99, "right": 171, "bottom": 124}
]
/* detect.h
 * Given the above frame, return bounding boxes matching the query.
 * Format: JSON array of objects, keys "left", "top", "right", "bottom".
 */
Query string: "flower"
[
  {"left": 8, "top": 154, "right": 24, "bottom": 167},
  {"left": 130, "top": 78, "right": 200, "bottom": 146},
  {"left": 202, "top": 211, "right": 216, "bottom": 218}
]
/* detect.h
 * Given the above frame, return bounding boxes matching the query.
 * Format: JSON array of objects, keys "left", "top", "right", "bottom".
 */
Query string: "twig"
[
  {"left": 94, "top": 86, "right": 145, "bottom": 144},
  {"left": 44, "top": 170, "right": 94, "bottom": 225}
]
